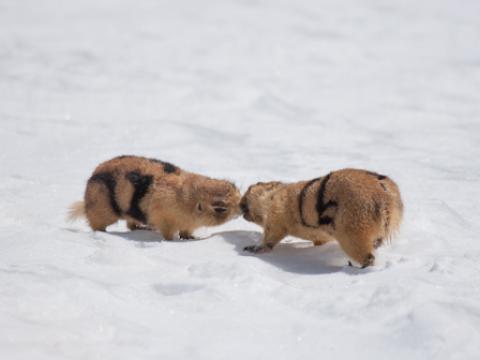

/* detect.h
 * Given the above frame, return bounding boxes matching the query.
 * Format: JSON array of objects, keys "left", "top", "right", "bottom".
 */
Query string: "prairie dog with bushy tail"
[
  {"left": 69, "top": 155, "right": 241, "bottom": 240},
  {"left": 240, "top": 169, "right": 403, "bottom": 267}
]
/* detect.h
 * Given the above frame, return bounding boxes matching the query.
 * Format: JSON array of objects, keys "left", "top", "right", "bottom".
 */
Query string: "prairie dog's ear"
[{"left": 196, "top": 202, "right": 203, "bottom": 213}]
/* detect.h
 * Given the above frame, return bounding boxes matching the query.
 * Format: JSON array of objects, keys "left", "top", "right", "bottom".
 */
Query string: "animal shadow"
[
  {"left": 213, "top": 230, "right": 359, "bottom": 275},
  {"left": 64, "top": 226, "right": 209, "bottom": 244},
  {"left": 65, "top": 227, "right": 368, "bottom": 274},
  {"left": 108, "top": 230, "right": 207, "bottom": 243}
]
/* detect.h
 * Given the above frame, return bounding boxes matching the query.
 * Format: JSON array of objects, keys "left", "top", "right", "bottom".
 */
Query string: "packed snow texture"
[{"left": 1, "top": 0, "right": 480, "bottom": 359}]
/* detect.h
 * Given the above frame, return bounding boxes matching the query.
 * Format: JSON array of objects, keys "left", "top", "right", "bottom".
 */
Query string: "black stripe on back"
[
  {"left": 319, "top": 216, "right": 334, "bottom": 225},
  {"left": 299, "top": 177, "right": 321, "bottom": 228},
  {"left": 162, "top": 162, "right": 177, "bottom": 174},
  {"left": 113, "top": 155, "right": 178, "bottom": 174},
  {"left": 366, "top": 170, "right": 387, "bottom": 181},
  {"left": 88, "top": 172, "right": 122, "bottom": 216},
  {"left": 149, "top": 158, "right": 178, "bottom": 174},
  {"left": 114, "top": 155, "right": 134, "bottom": 160},
  {"left": 126, "top": 171, "right": 153, "bottom": 223},
  {"left": 315, "top": 173, "right": 338, "bottom": 226}
]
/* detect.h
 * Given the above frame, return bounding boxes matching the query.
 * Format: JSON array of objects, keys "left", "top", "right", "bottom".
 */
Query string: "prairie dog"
[
  {"left": 240, "top": 169, "right": 403, "bottom": 267},
  {"left": 69, "top": 155, "right": 241, "bottom": 240}
]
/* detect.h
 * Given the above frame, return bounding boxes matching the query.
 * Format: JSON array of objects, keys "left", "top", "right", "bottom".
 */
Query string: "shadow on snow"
[
  {"left": 212, "top": 230, "right": 361, "bottom": 275},
  {"left": 65, "top": 227, "right": 367, "bottom": 275}
]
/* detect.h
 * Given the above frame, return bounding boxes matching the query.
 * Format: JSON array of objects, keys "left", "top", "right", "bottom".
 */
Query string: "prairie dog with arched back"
[
  {"left": 69, "top": 155, "right": 241, "bottom": 240},
  {"left": 240, "top": 169, "right": 403, "bottom": 267}
]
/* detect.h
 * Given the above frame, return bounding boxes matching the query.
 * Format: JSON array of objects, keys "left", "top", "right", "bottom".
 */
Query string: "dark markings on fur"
[
  {"left": 113, "top": 155, "right": 178, "bottom": 174},
  {"left": 299, "top": 177, "right": 321, "bottom": 228},
  {"left": 299, "top": 175, "right": 338, "bottom": 228},
  {"left": 126, "top": 171, "right": 153, "bottom": 223},
  {"left": 319, "top": 216, "right": 334, "bottom": 227},
  {"left": 88, "top": 172, "right": 122, "bottom": 216},
  {"left": 148, "top": 158, "right": 178, "bottom": 174},
  {"left": 163, "top": 162, "right": 177, "bottom": 174},
  {"left": 315, "top": 173, "right": 338, "bottom": 226},
  {"left": 366, "top": 170, "right": 387, "bottom": 181},
  {"left": 374, "top": 238, "right": 383, "bottom": 249},
  {"left": 380, "top": 183, "right": 387, "bottom": 191},
  {"left": 148, "top": 158, "right": 164, "bottom": 165}
]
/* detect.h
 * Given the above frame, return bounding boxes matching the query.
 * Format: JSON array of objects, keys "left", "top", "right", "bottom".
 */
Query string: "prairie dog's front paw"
[
  {"left": 243, "top": 244, "right": 273, "bottom": 254},
  {"left": 179, "top": 231, "right": 195, "bottom": 240}
]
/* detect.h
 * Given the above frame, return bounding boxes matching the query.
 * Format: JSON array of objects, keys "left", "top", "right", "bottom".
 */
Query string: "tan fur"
[
  {"left": 67, "top": 201, "right": 85, "bottom": 222},
  {"left": 69, "top": 155, "right": 241, "bottom": 240},
  {"left": 240, "top": 169, "right": 403, "bottom": 267}
]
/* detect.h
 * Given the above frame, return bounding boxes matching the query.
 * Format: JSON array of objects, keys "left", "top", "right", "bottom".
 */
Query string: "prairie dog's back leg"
[
  {"left": 312, "top": 233, "right": 334, "bottom": 246},
  {"left": 298, "top": 228, "right": 334, "bottom": 246},
  {"left": 85, "top": 176, "right": 121, "bottom": 231}
]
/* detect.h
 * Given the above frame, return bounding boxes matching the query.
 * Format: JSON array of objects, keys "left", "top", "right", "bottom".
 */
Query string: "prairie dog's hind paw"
[{"left": 243, "top": 244, "right": 272, "bottom": 254}]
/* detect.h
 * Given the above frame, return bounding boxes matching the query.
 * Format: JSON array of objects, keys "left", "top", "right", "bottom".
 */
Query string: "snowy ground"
[{"left": 1, "top": 0, "right": 480, "bottom": 359}]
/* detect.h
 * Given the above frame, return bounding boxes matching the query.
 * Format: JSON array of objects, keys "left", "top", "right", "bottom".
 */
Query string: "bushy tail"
[
  {"left": 67, "top": 201, "right": 85, "bottom": 223},
  {"left": 382, "top": 180, "right": 404, "bottom": 243}
]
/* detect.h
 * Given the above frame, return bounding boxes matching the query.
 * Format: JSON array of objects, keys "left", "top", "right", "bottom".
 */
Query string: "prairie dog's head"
[
  {"left": 195, "top": 179, "right": 241, "bottom": 225},
  {"left": 240, "top": 181, "right": 283, "bottom": 225}
]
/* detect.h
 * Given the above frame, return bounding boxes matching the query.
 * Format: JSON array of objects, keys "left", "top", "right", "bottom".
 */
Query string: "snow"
[{"left": 1, "top": 0, "right": 480, "bottom": 358}]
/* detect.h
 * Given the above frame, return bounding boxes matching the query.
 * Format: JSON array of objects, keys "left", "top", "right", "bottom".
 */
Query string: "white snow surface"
[{"left": 1, "top": 0, "right": 480, "bottom": 359}]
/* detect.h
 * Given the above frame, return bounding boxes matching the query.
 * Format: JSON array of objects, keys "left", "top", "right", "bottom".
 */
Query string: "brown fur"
[
  {"left": 240, "top": 169, "right": 403, "bottom": 267},
  {"left": 68, "top": 155, "right": 241, "bottom": 240}
]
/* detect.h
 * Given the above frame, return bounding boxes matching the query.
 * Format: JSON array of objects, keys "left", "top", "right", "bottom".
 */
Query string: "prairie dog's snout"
[
  {"left": 213, "top": 201, "right": 228, "bottom": 213},
  {"left": 240, "top": 197, "right": 250, "bottom": 220},
  {"left": 240, "top": 181, "right": 282, "bottom": 224},
  {"left": 211, "top": 194, "right": 240, "bottom": 219},
  {"left": 194, "top": 181, "right": 241, "bottom": 225}
]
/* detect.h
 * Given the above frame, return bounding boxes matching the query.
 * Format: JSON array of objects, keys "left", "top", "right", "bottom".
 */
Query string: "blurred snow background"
[{"left": 1, "top": 0, "right": 480, "bottom": 359}]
